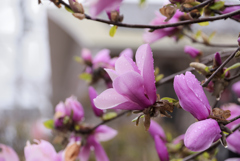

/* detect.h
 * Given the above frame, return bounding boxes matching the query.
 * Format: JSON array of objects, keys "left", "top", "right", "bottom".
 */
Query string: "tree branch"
[
  {"left": 225, "top": 72, "right": 240, "bottom": 81},
  {"left": 56, "top": 0, "right": 240, "bottom": 30},
  {"left": 225, "top": 4, "right": 240, "bottom": 7},
  {"left": 156, "top": 51, "right": 235, "bottom": 86},
  {"left": 183, "top": 32, "right": 238, "bottom": 48},
  {"left": 202, "top": 47, "right": 240, "bottom": 87},
  {"left": 182, "top": 0, "right": 213, "bottom": 12}
]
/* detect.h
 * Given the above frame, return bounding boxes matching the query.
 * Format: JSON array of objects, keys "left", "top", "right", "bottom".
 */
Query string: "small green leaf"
[
  {"left": 209, "top": 1, "right": 225, "bottom": 10},
  {"left": 74, "top": 56, "right": 83, "bottom": 63},
  {"left": 75, "top": 125, "right": 80, "bottom": 131},
  {"left": 208, "top": 31, "right": 216, "bottom": 41},
  {"left": 161, "top": 97, "right": 178, "bottom": 103},
  {"left": 202, "top": 152, "right": 210, "bottom": 158},
  {"left": 63, "top": 116, "right": 70, "bottom": 124},
  {"left": 198, "top": 21, "right": 209, "bottom": 26},
  {"left": 43, "top": 120, "right": 54, "bottom": 129},
  {"left": 222, "top": 63, "right": 240, "bottom": 76},
  {"left": 166, "top": 132, "right": 172, "bottom": 142},
  {"left": 205, "top": 66, "right": 210, "bottom": 73},
  {"left": 235, "top": 51, "right": 240, "bottom": 58},
  {"left": 102, "top": 112, "right": 117, "bottom": 121},
  {"left": 79, "top": 73, "right": 92, "bottom": 83},
  {"left": 155, "top": 74, "right": 164, "bottom": 82},
  {"left": 109, "top": 25, "right": 117, "bottom": 37},
  {"left": 139, "top": 0, "right": 146, "bottom": 5},
  {"left": 132, "top": 115, "right": 144, "bottom": 122},
  {"left": 154, "top": 67, "right": 160, "bottom": 75},
  {"left": 194, "top": 30, "right": 202, "bottom": 39},
  {"left": 65, "top": 6, "right": 74, "bottom": 13}
]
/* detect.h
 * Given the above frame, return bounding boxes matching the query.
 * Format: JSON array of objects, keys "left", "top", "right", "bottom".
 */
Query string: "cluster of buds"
[{"left": 190, "top": 52, "right": 231, "bottom": 98}]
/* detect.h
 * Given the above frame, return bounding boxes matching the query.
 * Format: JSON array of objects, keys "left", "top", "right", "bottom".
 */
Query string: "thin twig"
[
  {"left": 156, "top": 51, "right": 235, "bottom": 86},
  {"left": 56, "top": 0, "right": 240, "bottom": 30},
  {"left": 202, "top": 47, "right": 240, "bottom": 87},
  {"left": 182, "top": 0, "right": 213, "bottom": 12},
  {"left": 183, "top": 32, "right": 238, "bottom": 48},
  {"left": 229, "top": 115, "right": 240, "bottom": 123},
  {"left": 225, "top": 4, "right": 240, "bottom": 7},
  {"left": 90, "top": 110, "right": 130, "bottom": 132},
  {"left": 225, "top": 72, "right": 240, "bottom": 81}
]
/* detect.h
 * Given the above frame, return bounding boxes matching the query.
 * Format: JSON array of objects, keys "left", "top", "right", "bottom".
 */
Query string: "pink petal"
[
  {"left": 93, "top": 49, "right": 111, "bottom": 65},
  {"left": 0, "top": 144, "right": 19, "bottom": 161},
  {"left": 89, "top": 87, "right": 104, "bottom": 117},
  {"left": 172, "top": 134, "right": 185, "bottom": 144},
  {"left": 81, "top": 48, "right": 92, "bottom": 62},
  {"left": 104, "top": 69, "right": 118, "bottom": 81},
  {"left": 184, "top": 46, "right": 201, "bottom": 58},
  {"left": 65, "top": 96, "right": 84, "bottom": 122},
  {"left": 92, "top": 140, "right": 109, "bottom": 161},
  {"left": 119, "top": 48, "right": 133, "bottom": 58},
  {"left": 227, "top": 130, "right": 240, "bottom": 154},
  {"left": 55, "top": 102, "right": 66, "bottom": 114},
  {"left": 232, "top": 81, "right": 240, "bottom": 97},
  {"left": 78, "top": 145, "right": 91, "bottom": 161},
  {"left": 89, "top": 0, "right": 122, "bottom": 17},
  {"left": 94, "top": 88, "right": 143, "bottom": 110},
  {"left": 135, "top": 44, "right": 157, "bottom": 104},
  {"left": 154, "top": 136, "right": 169, "bottom": 161},
  {"left": 184, "top": 119, "right": 221, "bottom": 152},
  {"left": 221, "top": 104, "right": 240, "bottom": 129},
  {"left": 174, "top": 72, "right": 211, "bottom": 120},
  {"left": 148, "top": 120, "right": 166, "bottom": 141},
  {"left": 94, "top": 125, "right": 118, "bottom": 142},
  {"left": 115, "top": 54, "right": 140, "bottom": 75},
  {"left": 24, "top": 140, "right": 57, "bottom": 161},
  {"left": 113, "top": 71, "right": 151, "bottom": 108}
]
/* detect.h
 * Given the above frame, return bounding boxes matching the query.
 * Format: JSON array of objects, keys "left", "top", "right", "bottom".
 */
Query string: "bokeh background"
[{"left": 0, "top": 0, "right": 240, "bottom": 160}]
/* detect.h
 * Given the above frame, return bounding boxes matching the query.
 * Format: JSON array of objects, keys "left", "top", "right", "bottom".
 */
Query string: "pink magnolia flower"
[
  {"left": 143, "top": 10, "right": 184, "bottom": 44},
  {"left": 54, "top": 96, "right": 84, "bottom": 128},
  {"left": 65, "top": 125, "right": 117, "bottom": 161},
  {"left": 149, "top": 120, "right": 169, "bottom": 161},
  {"left": 0, "top": 144, "right": 19, "bottom": 161},
  {"left": 184, "top": 46, "right": 202, "bottom": 58},
  {"left": 24, "top": 140, "right": 62, "bottom": 161},
  {"left": 88, "top": 0, "right": 123, "bottom": 17},
  {"left": 221, "top": 104, "right": 240, "bottom": 154},
  {"left": 184, "top": 119, "right": 221, "bottom": 151},
  {"left": 222, "top": 6, "right": 240, "bottom": 20},
  {"left": 94, "top": 44, "right": 157, "bottom": 110},
  {"left": 232, "top": 81, "right": 240, "bottom": 97},
  {"left": 174, "top": 71, "right": 211, "bottom": 120},
  {"left": 89, "top": 86, "right": 104, "bottom": 117}
]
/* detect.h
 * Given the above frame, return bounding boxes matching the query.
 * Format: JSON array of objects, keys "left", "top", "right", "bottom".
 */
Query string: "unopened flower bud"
[
  {"left": 214, "top": 52, "right": 222, "bottom": 67},
  {"left": 107, "top": 9, "right": 123, "bottom": 22},
  {"left": 68, "top": 0, "right": 84, "bottom": 13},
  {"left": 72, "top": 13, "right": 85, "bottom": 20},
  {"left": 65, "top": 96, "right": 84, "bottom": 122},
  {"left": 81, "top": 48, "right": 92, "bottom": 63},
  {"left": 190, "top": 62, "right": 209, "bottom": 75},
  {"left": 184, "top": 45, "right": 202, "bottom": 58}
]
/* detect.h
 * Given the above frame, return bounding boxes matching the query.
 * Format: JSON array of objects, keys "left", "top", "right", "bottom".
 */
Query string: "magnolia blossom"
[
  {"left": 222, "top": 104, "right": 240, "bottom": 154},
  {"left": 143, "top": 10, "right": 184, "bottom": 44},
  {"left": 94, "top": 44, "right": 157, "bottom": 110},
  {"left": 54, "top": 96, "right": 84, "bottom": 128},
  {"left": 184, "top": 119, "right": 221, "bottom": 151},
  {"left": 64, "top": 125, "right": 117, "bottom": 161},
  {"left": 0, "top": 144, "right": 19, "bottom": 161},
  {"left": 172, "top": 134, "right": 185, "bottom": 144},
  {"left": 149, "top": 120, "right": 169, "bottom": 161},
  {"left": 222, "top": 6, "right": 240, "bottom": 20},
  {"left": 184, "top": 46, "right": 202, "bottom": 58},
  {"left": 24, "top": 140, "right": 62, "bottom": 161},
  {"left": 81, "top": 48, "right": 133, "bottom": 74},
  {"left": 89, "top": 86, "right": 104, "bottom": 117},
  {"left": 232, "top": 81, "right": 240, "bottom": 97},
  {"left": 88, "top": 0, "right": 123, "bottom": 17},
  {"left": 174, "top": 71, "right": 211, "bottom": 120}
]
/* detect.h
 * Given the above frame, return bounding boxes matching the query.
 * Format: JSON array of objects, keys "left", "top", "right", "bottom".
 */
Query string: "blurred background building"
[{"left": 0, "top": 0, "right": 239, "bottom": 160}]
